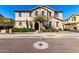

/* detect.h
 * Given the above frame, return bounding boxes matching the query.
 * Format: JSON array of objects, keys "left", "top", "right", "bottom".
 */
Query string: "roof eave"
[{"left": 14, "top": 10, "right": 31, "bottom": 12}]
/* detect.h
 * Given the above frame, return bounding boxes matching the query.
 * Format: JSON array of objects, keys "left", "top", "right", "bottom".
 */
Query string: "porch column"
[
  {"left": 9, "top": 29, "right": 12, "bottom": 33},
  {"left": 40, "top": 23, "right": 43, "bottom": 29},
  {"left": 32, "top": 22, "right": 35, "bottom": 29},
  {"left": 28, "top": 21, "right": 31, "bottom": 28},
  {"left": 38, "top": 22, "right": 41, "bottom": 30}
]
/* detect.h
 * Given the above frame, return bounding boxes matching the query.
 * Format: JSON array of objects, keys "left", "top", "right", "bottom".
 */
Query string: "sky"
[{"left": 0, "top": 5, "right": 79, "bottom": 20}]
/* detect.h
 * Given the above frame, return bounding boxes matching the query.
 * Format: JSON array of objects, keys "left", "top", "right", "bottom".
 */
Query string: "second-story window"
[
  {"left": 72, "top": 17, "right": 76, "bottom": 21},
  {"left": 19, "top": 12, "right": 22, "bottom": 17},
  {"left": 49, "top": 12, "right": 51, "bottom": 16},
  {"left": 56, "top": 21, "right": 59, "bottom": 27},
  {"left": 47, "top": 11, "right": 49, "bottom": 16},
  {"left": 42, "top": 11, "right": 44, "bottom": 16},
  {"left": 35, "top": 11, "right": 38, "bottom": 16},
  {"left": 47, "top": 11, "right": 51, "bottom": 16}
]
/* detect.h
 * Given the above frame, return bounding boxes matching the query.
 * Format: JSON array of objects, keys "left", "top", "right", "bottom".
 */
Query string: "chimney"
[{"left": 55, "top": 11, "right": 63, "bottom": 20}]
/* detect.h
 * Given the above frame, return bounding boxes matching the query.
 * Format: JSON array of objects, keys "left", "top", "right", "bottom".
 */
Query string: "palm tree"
[{"left": 33, "top": 16, "right": 46, "bottom": 30}]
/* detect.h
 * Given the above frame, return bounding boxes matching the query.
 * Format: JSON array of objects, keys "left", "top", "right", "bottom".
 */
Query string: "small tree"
[
  {"left": 34, "top": 16, "right": 46, "bottom": 23},
  {"left": 33, "top": 16, "right": 46, "bottom": 30}
]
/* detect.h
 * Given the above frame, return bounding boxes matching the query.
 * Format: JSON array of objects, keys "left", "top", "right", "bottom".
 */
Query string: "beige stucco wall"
[
  {"left": 50, "top": 18, "right": 63, "bottom": 30},
  {"left": 15, "top": 7, "right": 55, "bottom": 28},
  {"left": 31, "top": 8, "right": 55, "bottom": 22},
  {"left": 15, "top": 12, "right": 30, "bottom": 21},
  {"left": 43, "top": 7, "right": 54, "bottom": 16},
  {"left": 31, "top": 7, "right": 54, "bottom": 17},
  {"left": 15, "top": 7, "right": 63, "bottom": 30},
  {"left": 75, "top": 23, "right": 79, "bottom": 30},
  {"left": 15, "top": 12, "right": 33, "bottom": 28}
]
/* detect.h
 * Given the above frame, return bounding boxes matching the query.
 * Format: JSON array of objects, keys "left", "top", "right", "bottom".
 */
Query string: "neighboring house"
[
  {"left": 64, "top": 14, "right": 79, "bottom": 30},
  {"left": 0, "top": 24, "right": 13, "bottom": 33},
  {"left": 14, "top": 6, "right": 63, "bottom": 30}
]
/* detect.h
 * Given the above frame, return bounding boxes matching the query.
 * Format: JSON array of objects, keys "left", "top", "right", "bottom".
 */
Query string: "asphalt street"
[{"left": 0, "top": 31, "right": 79, "bottom": 53}]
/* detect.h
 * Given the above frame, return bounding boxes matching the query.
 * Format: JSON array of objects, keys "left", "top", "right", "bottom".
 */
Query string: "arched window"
[
  {"left": 72, "top": 17, "right": 76, "bottom": 21},
  {"left": 19, "top": 20, "right": 22, "bottom": 26},
  {"left": 56, "top": 22, "right": 59, "bottom": 27},
  {"left": 35, "top": 11, "right": 38, "bottom": 16},
  {"left": 47, "top": 11, "right": 51, "bottom": 16},
  {"left": 49, "top": 12, "right": 51, "bottom": 16},
  {"left": 26, "top": 20, "right": 29, "bottom": 28}
]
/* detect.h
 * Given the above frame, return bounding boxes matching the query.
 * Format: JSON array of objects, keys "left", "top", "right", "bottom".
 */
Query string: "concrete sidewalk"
[{"left": 0, "top": 31, "right": 79, "bottom": 39}]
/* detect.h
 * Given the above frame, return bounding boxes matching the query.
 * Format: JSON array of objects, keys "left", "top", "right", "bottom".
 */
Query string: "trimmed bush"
[
  {"left": 41, "top": 28, "right": 58, "bottom": 32},
  {"left": 51, "top": 28, "right": 58, "bottom": 32},
  {"left": 58, "top": 28, "right": 62, "bottom": 31},
  {"left": 41, "top": 29, "right": 50, "bottom": 32},
  {"left": 12, "top": 28, "right": 35, "bottom": 32}
]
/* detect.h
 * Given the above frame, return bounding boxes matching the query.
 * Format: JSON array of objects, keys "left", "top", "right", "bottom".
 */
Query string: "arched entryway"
[{"left": 34, "top": 22, "right": 39, "bottom": 30}]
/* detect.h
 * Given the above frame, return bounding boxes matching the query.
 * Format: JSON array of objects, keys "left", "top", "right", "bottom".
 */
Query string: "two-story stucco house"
[
  {"left": 64, "top": 14, "right": 79, "bottom": 30},
  {"left": 14, "top": 6, "right": 63, "bottom": 30}
]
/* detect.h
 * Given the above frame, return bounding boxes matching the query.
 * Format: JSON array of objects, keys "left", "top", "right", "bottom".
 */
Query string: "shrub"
[
  {"left": 12, "top": 28, "right": 19, "bottom": 32},
  {"left": 40, "top": 29, "right": 49, "bottom": 32},
  {"left": 41, "top": 28, "right": 58, "bottom": 32},
  {"left": 12, "top": 28, "right": 35, "bottom": 32},
  {"left": 51, "top": 28, "right": 58, "bottom": 32},
  {"left": 57, "top": 28, "right": 62, "bottom": 31}
]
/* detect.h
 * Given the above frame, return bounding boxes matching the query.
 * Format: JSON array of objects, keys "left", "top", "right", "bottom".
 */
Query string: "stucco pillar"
[
  {"left": 28, "top": 21, "right": 31, "bottom": 28},
  {"left": 25, "top": 21, "right": 27, "bottom": 28},
  {"left": 15, "top": 21, "right": 19, "bottom": 28},
  {"left": 32, "top": 22, "right": 35, "bottom": 29},
  {"left": 9, "top": 29, "right": 12, "bottom": 33},
  {"left": 40, "top": 23, "right": 43, "bottom": 29},
  {"left": 38, "top": 22, "right": 41, "bottom": 30}
]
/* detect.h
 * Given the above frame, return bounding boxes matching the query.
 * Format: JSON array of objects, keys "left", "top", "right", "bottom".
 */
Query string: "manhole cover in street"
[{"left": 33, "top": 41, "right": 49, "bottom": 49}]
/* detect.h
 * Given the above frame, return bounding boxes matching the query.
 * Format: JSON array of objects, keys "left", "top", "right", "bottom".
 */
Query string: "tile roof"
[
  {"left": 0, "top": 24, "right": 13, "bottom": 27},
  {"left": 14, "top": 10, "right": 31, "bottom": 12}
]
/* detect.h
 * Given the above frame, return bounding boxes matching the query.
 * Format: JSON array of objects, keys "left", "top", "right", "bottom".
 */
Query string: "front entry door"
[{"left": 35, "top": 22, "right": 39, "bottom": 30}]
